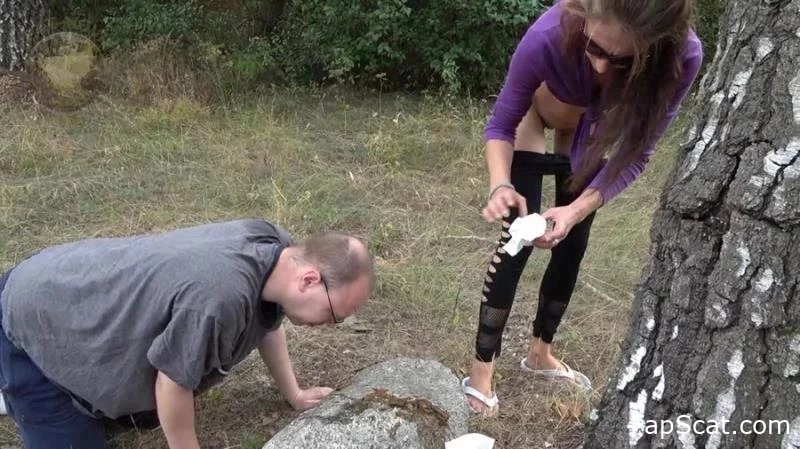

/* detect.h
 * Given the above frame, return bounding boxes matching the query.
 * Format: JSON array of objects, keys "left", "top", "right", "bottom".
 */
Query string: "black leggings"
[{"left": 475, "top": 152, "right": 596, "bottom": 362}]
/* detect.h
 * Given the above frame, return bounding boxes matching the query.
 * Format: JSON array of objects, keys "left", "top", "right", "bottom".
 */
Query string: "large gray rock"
[{"left": 263, "top": 357, "right": 470, "bottom": 449}]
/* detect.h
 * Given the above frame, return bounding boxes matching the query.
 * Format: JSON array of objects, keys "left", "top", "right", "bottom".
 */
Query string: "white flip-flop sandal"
[
  {"left": 520, "top": 357, "right": 592, "bottom": 389},
  {"left": 461, "top": 377, "right": 499, "bottom": 417}
]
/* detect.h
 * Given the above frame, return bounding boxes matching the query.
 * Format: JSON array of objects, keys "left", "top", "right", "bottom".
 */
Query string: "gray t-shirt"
[{"left": 0, "top": 219, "right": 292, "bottom": 419}]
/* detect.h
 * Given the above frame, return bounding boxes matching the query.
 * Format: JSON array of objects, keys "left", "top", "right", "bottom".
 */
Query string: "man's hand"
[
  {"left": 289, "top": 386, "right": 334, "bottom": 411},
  {"left": 258, "top": 327, "right": 329, "bottom": 410},
  {"left": 155, "top": 371, "right": 201, "bottom": 449}
]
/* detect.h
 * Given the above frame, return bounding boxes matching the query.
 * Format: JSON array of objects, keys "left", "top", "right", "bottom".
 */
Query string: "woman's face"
[{"left": 581, "top": 17, "right": 637, "bottom": 76}]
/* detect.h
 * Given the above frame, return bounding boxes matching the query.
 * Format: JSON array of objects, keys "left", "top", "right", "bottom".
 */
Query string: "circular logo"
[{"left": 26, "top": 32, "right": 103, "bottom": 111}]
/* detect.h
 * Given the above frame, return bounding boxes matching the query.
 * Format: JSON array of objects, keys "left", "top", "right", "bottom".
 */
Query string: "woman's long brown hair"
[{"left": 560, "top": 0, "right": 694, "bottom": 194}]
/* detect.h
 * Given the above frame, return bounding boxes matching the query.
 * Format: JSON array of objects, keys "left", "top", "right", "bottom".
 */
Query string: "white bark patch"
[
  {"left": 754, "top": 268, "right": 774, "bottom": 293},
  {"left": 710, "top": 33, "right": 735, "bottom": 92},
  {"left": 770, "top": 185, "right": 788, "bottom": 216},
  {"left": 628, "top": 390, "right": 648, "bottom": 448},
  {"left": 678, "top": 427, "right": 697, "bottom": 449},
  {"left": 751, "top": 268, "right": 775, "bottom": 327},
  {"left": 719, "top": 123, "right": 730, "bottom": 145},
  {"left": 707, "top": 350, "right": 745, "bottom": 449},
  {"left": 764, "top": 142, "right": 800, "bottom": 177},
  {"left": 643, "top": 306, "right": 656, "bottom": 332},
  {"left": 786, "top": 336, "right": 800, "bottom": 378},
  {"left": 736, "top": 244, "right": 751, "bottom": 276},
  {"left": 729, "top": 349, "right": 745, "bottom": 378},
  {"left": 672, "top": 325, "right": 679, "bottom": 340},
  {"left": 751, "top": 309, "right": 764, "bottom": 328},
  {"left": 748, "top": 175, "right": 768, "bottom": 188},
  {"left": 729, "top": 69, "right": 753, "bottom": 110},
  {"left": 756, "top": 38, "right": 774, "bottom": 61},
  {"left": 683, "top": 140, "right": 708, "bottom": 181},
  {"left": 782, "top": 417, "right": 800, "bottom": 449},
  {"left": 681, "top": 92, "right": 724, "bottom": 180},
  {"left": 652, "top": 364, "right": 665, "bottom": 401},
  {"left": 684, "top": 124, "right": 698, "bottom": 145},
  {"left": 791, "top": 71, "right": 800, "bottom": 124},
  {"left": 618, "top": 345, "right": 648, "bottom": 390},
  {"left": 711, "top": 303, "right": 728, "bottom": 324},
  {"left": 785, "top": 360, "right": 800, "bottom": 378},
  {"left": 784, "top": 138, "right": 800, "bottom": 179},
  {"left": 790, "top": 335, "right": 800, "bottom": 353},
  {"left": 701, "top": 95, "right": 723, "bottom": 143}
]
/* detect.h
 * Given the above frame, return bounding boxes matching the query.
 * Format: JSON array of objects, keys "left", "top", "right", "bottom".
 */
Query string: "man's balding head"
[
  {"left": 298, "top": 232, "right": 373, "bottom": 287},
  {"left": 296, "top": 232, "right": 374, "bottom": 310}
]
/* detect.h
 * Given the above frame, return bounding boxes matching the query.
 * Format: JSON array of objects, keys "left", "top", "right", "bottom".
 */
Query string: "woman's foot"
[
  {"left": 464, "top": 360, "right": 498, "bottom": 416},
  {"left": 526, "top": 338, "right": 565, "bottom": 371},
  {"left": 525, "top": 351, "right": 565, "bottom": 371},
  {"left": 524, "top": 338, "right": 592, "bottom": 389}
]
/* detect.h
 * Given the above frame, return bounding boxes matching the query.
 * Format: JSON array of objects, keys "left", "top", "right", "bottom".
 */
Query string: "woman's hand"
[
  {"left": 533, "top": 205, "right": 580, "bottom": 249},
  {"left": 482, "top": 185, "right": 528, "bottom": 222}
]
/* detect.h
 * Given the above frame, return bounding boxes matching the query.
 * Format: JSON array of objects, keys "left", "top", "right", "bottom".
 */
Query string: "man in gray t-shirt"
[{"left": 0, "top": 219, "right": 374, "bottom": 449}]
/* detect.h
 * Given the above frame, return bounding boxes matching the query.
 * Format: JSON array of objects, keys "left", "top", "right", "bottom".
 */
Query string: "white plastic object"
[
  {"left": 501, "top": 213, "right": 548, "bottom": 256},
  {"left": 445, "top": 433, "right": 496, "bottom": 449}
]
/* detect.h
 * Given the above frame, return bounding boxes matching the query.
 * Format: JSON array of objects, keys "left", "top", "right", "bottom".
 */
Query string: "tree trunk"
[
  {"left": 587, "top": 0, "right": 800, "bottom": 448},
  {"left": 0, "top": 0, "right": 48, "bottom": 71},
  {"left": 261, "top": 0, "right": 287, "bottom": 35}
]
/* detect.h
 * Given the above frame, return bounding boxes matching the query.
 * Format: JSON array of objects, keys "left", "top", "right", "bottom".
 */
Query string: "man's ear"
[{"left": 298, "top": 268, "right": 322, "bottom": 293}]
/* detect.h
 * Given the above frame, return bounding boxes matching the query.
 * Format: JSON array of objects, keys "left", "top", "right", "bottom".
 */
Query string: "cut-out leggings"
[{"left": 475, "top": 151, "right": 596, "bottom": 362}]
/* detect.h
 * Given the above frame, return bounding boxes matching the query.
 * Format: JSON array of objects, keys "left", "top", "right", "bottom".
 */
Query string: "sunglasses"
[
  {"left": 320, "top": 275, "right": 341, "bottom": 324},
  {"left": 580, "top": 22, "right": 635, "bottom": 70}
]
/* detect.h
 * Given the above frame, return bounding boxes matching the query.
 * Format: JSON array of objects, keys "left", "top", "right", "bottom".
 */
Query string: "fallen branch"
[
  {"left": 580, "top": 280, "right": 631, "bottom": 304},
  {"left": 441, "top": 235, "right": 495, "bottom": 243}
]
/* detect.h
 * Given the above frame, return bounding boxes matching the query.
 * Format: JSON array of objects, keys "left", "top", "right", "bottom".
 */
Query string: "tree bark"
[
  {"left": 587, "top": 0, "right": 800, "bottom": 448},
  {"left": 0, "top": 0, "right": 48, "bottom": 71},
  {"left": 260, "top": 0, "right": 287, "bottom": 35}
]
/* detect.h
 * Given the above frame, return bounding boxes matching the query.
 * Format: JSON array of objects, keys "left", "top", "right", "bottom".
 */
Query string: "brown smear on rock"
[{"left": 351, "top": 389, "right": 451, "bottom": 448}]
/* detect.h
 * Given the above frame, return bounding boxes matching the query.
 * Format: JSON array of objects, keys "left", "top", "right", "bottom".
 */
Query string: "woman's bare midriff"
[{"left": 514, "top": 82, "right": 586, "bottom": 156}]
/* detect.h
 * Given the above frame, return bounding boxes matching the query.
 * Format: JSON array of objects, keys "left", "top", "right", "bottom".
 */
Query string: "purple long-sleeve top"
[{"left": 485, "top": 2, "right": 703, "bottom": 203}]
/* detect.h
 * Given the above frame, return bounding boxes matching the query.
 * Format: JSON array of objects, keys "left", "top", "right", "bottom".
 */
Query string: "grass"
[{"left": 0, "top": 84, "right": 686, "bottom": 448}]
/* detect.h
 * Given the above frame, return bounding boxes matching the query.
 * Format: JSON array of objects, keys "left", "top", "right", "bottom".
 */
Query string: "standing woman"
[{"left": 462, "top": 0, "right": 703, "bottom": 415}]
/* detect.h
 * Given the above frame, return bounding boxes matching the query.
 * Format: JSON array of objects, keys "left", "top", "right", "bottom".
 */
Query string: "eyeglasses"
[
  {"left": 320, "top": 276, "right": 341, "bottom": 324},
  {"left": 580, "top": 22, "right": 635, "bottom": 70}
]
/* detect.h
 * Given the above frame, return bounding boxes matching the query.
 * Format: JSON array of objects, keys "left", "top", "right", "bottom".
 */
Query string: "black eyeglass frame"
[{"left": 320, "top": 276, "right": 341, "bottom": 324}]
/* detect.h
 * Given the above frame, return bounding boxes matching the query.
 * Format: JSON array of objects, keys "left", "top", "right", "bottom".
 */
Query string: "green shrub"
[
  {"left": 228, "top": 36, "right": 281, "bottom": 84},
  {"left": 53, "top": 0, "right": 727, "bottom": 96},
  {"left": 274, "top": 0, "right": 545, "bottom": 94},
  {"left": 50, "top": 1, "right": 116, "bottom": 39},
  {"left": 101, "top": 0, "right": 202, "bottom": 51}
]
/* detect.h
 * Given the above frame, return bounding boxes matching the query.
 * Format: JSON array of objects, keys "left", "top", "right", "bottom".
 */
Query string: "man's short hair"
[{"left": 298, "top": 231, "right": 374, "bottom": 291}]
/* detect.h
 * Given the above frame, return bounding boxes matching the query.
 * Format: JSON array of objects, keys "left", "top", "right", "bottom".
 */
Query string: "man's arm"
[
  {"left": 258, "top": 326, "right": 333, "bottom": 410},
  {"left": 257, "top": 326, "right": 301, "bottom": 403},
  {"left": 155, "top": 371, "right": 200, "bottom": 449}
]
